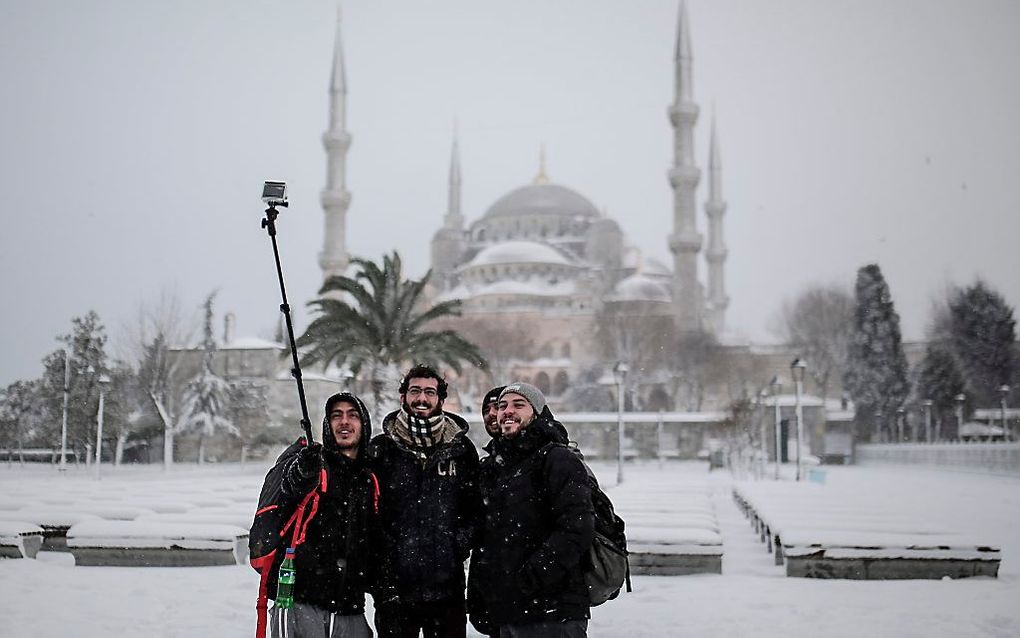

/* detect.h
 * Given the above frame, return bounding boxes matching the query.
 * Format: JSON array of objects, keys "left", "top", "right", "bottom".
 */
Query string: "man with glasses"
[{"left": 368, "top": 364, "right": 481, "bottom": 638}]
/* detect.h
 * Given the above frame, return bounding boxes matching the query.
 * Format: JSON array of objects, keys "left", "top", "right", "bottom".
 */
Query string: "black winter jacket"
[
  {"left": 368, "top": 410, "right": 481, "bottom": 604},
  {"left": 273, "top": 392, "right": 380, "bottom": 615},
  {"left": 472, "top": 414, "right": 595, "bottom": 625}
]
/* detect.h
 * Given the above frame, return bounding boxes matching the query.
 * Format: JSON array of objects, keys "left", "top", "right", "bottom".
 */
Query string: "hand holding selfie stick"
[{"left": 260, "top": 180, "right": 314, "bottom": 443}]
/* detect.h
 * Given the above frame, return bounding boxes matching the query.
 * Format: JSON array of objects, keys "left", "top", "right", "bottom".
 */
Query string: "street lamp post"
[
  {"left": 613, "top": 362, "right": 628, "bottom": 485},
  {"left": 59, "top": 349, "right": 71, "bottom": 471},
  {"left": 999, "top": 385, "right": 1011, "bottom": 441},
  {"left": 93, "top": 372, "right": 111, "bottom": 480},
  {"left": 954, "top": 393, "right": 966, "bottom": 440},
  {"left": 922, "top": 399, "right": 933, "bottom": 443},
  {"left": 791, "top": 358, "right": 807, "bottom": 482},
  {"left": 758, "top": 389, "right": 768, "bottom": 480},
  {"left": 770, "top": 376, "right": 782, "bottom": 480}
]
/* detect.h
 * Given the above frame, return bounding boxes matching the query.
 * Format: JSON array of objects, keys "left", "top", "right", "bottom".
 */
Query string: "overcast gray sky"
[{"left": 2, "top": 0, "right": 1019, "bottom": 386}]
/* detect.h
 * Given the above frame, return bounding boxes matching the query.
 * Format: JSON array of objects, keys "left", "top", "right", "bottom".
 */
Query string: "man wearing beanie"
[
  {"left": 368, "top": 364, "right": 480, "bottom": 638},
  {"left": 472, "top": 383, "right": 595, "bottom": 637}
]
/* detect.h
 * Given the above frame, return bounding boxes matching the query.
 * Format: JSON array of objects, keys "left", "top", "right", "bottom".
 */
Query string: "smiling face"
[
  {"left": 401, "top": 377, "right": 443, "bottom": 418},
  {"left": 497, "top": 392, "right": 535, "bottom": 438},
  {"left": 329, "top": 400, "right": 363, "bottom": 458},
  {"left": 483, "top": 398, "right": 501, "bottom": 437}
]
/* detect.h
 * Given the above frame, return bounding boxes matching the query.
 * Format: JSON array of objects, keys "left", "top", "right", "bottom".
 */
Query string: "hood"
[
  {"left": 322, "top": 391, "right": 373, "bottom": 457},
  {"left": 538, "top": 405, "right": 569, "bottom": 443}
]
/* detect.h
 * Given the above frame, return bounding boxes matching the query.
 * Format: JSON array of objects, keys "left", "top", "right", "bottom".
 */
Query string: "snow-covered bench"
[
  {"left": 136, "top": 510, "right": 253, "bottom": 529},
  {"left": 0, "top": 521, "right": 44, "bottom": 559},
  {"left": 66, "top": 520, "right": 249, "bottom": 567},
  {"left": 626, "top": 525, "right": 723, "bottom": 575},
  {"left": 0, "top": 508, "right": 100, "bottom": 551},
  {"left": 614, "top": 484, "right": 723, "bottom": 576},
  {"left": 733, "top": 483, "right": 1001, "bottom": 579},
  {"left": 780, "top": 530, "right": 1001, "bottom": 579}
]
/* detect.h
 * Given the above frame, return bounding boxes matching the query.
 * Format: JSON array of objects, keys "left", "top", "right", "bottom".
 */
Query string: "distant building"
[{"left": 319, "top": 4, "right": 736, "bottom": 410}]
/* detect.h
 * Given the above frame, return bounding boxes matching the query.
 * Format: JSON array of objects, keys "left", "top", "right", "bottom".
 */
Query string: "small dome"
[
  {"left": 606, "top": 274, "right": 672, "bottom": 303},
  {"left": 483, "top": 183, "right": 599, "bottom": 220},
  {"left": 466, "top": 240, "right": 572, "bottom": 267}
]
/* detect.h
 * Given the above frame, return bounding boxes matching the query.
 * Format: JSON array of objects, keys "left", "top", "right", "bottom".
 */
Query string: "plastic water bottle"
[{"left": 276, "top": 548, "right": 297, "bottom": 609}]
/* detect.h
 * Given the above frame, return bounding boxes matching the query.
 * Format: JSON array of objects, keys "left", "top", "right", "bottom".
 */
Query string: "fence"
[{"left": 856, "top": 442, "right": 1020, "bottom": 475}]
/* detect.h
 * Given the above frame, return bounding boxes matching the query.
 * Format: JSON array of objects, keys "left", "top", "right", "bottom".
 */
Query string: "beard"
[{"left": 402, "top": 396, "right": 442, "bottom": 418}]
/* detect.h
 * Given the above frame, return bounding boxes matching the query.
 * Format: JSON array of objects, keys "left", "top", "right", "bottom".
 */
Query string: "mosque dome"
[
  {"left": 466, "top": 240, "right": 573, "bottom": 268},
  {"left": 482, "top": 183, "right": 600, "bottom": 221},
  {"left": 606, "top": 273, "right": 672, "bottom": 303}
]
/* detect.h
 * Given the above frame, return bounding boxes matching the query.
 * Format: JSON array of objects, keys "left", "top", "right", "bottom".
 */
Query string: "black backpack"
[{"left": 540, "top": 442, "right": 631, "bottom": 606}]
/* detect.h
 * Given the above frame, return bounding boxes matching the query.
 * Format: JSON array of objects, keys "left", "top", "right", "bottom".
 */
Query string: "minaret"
[
  {"left": 444, "top": 127, "right": 463, "bottom": 230},
  {"left": 430, "top": 128, "right": 467, "bottom": 289},
  {"left": 667, "top": 0, "right": 704, "bottom": 332},
  {"left": 319, "top": 8, "right": 352, "bottom": 281},
  {"left": 704, "top": 111, "right": 728, "bottom": 335}
]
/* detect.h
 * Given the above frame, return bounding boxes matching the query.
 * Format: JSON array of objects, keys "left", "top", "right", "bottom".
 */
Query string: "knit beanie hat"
[
  {"left": 481, "top": 386, "right": 506, "bottom": 417},
  {"left": 499, "top": 382, "right": 547, "bottom": 415}
]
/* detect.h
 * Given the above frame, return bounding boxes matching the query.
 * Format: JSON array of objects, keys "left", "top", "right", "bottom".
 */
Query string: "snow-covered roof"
[
  {"left": 606, "top": 273, "right": 671, "bottom": 303},
  {"left": 221, "top": 337, "right": 284, "bottom": 350},
  {"left": 438, "top": 278, "right": 577, "bottom": 302},
  {"left": 960, "top": 422, "right": 1006, "bottom": 437},
  {"left": 482, "top": 182, "right": 599, "bottom": 220},
  {"left": 466, "top": 240, "right": 573, "bottom": 268}
]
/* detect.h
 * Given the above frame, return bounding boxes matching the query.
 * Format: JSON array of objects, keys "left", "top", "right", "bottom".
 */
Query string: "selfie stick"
[{"left": 261, "top": 197, "right": 314, "bottom": 443}]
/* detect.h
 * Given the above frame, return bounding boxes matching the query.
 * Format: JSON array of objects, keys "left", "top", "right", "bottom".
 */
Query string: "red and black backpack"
[{"left": 248, "top": 438, "right": 325, "bottom": 638}]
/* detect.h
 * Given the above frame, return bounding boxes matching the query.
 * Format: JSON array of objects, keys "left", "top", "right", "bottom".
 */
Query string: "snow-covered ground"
[{"left": 0, "top": 460, "right": 1017, "bottom": 637}]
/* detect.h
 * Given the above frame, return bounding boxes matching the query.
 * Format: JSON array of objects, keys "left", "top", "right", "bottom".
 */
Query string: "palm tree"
[{"left": 296, "top": 251, "right": 487, "bottom": 412}]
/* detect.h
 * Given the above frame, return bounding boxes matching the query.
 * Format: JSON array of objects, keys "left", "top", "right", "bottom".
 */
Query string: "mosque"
[{"left": 316, "top": 3, "right": 736, "bottom": 408}]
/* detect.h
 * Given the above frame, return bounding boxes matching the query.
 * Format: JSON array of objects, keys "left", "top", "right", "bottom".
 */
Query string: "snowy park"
[{"left": 0, "top": 458, "right": 1017, "bottom": 638}]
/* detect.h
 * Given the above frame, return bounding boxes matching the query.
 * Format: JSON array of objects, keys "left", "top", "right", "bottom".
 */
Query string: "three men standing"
[
  {"left": 369, "top": 365, "right": 481, "bottom": 638},
  {"left": 261, "top": 371, "right": 596, "bottom": 638}
]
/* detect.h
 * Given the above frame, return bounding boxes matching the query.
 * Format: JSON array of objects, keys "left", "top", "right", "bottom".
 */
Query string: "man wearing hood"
[
  {"left": 271, "top": 391, "right": 379, "bottom": 638},
  {"left": 475, "top": 383, "right": 595, "bottom": 638},
  {"left": 369, "top": 364, "right": 481, "bottom": 638}
]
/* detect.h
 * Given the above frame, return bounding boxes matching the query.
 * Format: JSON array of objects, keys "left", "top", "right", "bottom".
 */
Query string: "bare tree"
[
  {"left": 120, "top": 287, "right": 197, "bottom": 468},
  {"left": 775, "top": 282, "right": 854, "bottom": 401}
]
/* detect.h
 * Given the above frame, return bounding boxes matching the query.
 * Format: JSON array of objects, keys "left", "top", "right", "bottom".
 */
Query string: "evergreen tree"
[
  {"left": 178, "top": 293, "right": 237, "bottom": 463},
  {"left": 0, "top": 380, "right": 46, "bottom": 460},
  {"left": 947, "top": 281, "right": 1017, "bottom": 406},
  {"left": 37, "top": 311, "right": 110, "bottom": 454},
  {"left": 297, "top": 251, "right": 487, "bottom": 412},
  {"left": 844, "top": 264, "right": 910, "bottom": 441},
  {"left": 915, "top": 340, "right": 967, "bottom": 439}
]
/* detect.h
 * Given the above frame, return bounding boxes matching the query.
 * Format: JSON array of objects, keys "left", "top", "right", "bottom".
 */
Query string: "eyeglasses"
[{"left": 407, "top": 387, "right": 439, "bottom": 399}]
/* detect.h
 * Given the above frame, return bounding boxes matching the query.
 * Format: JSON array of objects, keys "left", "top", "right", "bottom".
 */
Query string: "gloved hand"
[{"left": 295, "top": 442, "right": 323, "bottom": 478}]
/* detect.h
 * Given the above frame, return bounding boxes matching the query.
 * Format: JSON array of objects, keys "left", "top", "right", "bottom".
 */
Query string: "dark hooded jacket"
[
  {"left": 472, "top": 408, "right": 594, "bottom": 625},
  {"left": 274, "top": 391, "right": 379, "bottom": 614},
  {"left": 368, "top": 409, "right": 481, "bottom": 604}
]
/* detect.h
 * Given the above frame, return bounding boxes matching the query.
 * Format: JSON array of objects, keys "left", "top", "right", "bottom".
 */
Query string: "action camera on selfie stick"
[{"left": 260, "top": 180, "right": 314, "bottom": 444}]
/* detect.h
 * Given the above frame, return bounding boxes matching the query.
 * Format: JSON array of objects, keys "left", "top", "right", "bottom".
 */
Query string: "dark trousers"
[
  {"left": 499, "top": 620, "right": 587, "bottom": 638},
  {"left": 374, "top": 599, "right": 466, "bottom": 638}
]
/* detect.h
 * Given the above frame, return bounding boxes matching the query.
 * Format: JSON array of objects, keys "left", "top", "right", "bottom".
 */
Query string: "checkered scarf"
[{"left": 391, "top": 410, "right": 460, "bottom": 451}]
